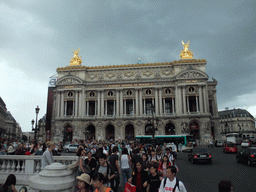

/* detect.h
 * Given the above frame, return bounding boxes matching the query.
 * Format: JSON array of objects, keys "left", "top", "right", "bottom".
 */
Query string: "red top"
[
  {"left": 25, "top": 151, "right": 31, "bottom": 155},
  {"left": 136, "top": 170, "right": 142, "bottom": 192}
]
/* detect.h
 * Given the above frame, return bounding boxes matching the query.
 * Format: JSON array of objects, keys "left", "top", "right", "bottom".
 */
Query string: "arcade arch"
[
  {"left": 125, "top": 124, "right": 134, "bottom": 141},
  {"left": 106, "top": 124, "right": 115, "bottom": 141}
]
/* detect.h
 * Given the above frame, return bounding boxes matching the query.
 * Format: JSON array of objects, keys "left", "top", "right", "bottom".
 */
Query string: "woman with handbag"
[
  {"left": 84, "top": 151, "right": 97, "bottom": 177},
  {"left": 78, "top": 148, "right": 87, "bottom": 176}
]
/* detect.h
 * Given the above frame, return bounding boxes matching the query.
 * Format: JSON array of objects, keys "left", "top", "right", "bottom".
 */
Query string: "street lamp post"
[
  {"left": 146, "top": 104, "right": 159, "bottom": 146},
  {"left": 32, "top": 106, "right": 40, "bottom": 141}
]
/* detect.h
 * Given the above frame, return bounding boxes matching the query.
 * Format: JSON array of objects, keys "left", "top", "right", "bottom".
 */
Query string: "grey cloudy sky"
[{"left": 1, "top": 0, "right": 256, "bottom": 132}]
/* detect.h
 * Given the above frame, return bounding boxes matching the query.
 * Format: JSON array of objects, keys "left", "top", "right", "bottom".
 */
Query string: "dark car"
[
  {"left": 223, "top": 143, "right": 238, "bottom": 153},
  {"left": 236, "top": 147, "right": 256, "bottom": 166},
  {"left": 188, "top": 147, "right": 212, "bottom": 164}
]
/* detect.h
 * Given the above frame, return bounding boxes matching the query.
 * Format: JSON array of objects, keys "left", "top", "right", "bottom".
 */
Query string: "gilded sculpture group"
[{"left": 69, "top": 41, "right": 193, "bottom": 66}]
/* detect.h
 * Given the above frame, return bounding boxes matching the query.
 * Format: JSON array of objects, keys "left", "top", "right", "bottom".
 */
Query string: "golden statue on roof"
[
  {"left": 180, "top": 40, "right": 193, "bottom": 59},
  {"left": 70, "top": 48, "right": 82, "bottom": 65}
]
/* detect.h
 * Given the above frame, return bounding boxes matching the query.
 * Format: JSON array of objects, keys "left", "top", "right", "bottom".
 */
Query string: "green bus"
[{"left": 135, "top": 135, "right": 193, "bottom": 146}]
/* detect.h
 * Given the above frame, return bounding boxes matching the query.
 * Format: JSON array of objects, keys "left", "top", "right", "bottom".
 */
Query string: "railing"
[{"left": 0, "top": 155, "right": 78, "bottom": 190}]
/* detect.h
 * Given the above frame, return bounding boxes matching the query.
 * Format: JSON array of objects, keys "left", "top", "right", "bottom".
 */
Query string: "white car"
[
  {"left": 241, "top": 140, "right": 251, "bottom": 148},
  {"left": 63, "top": 144, "right": 79, "bottom": 153}
]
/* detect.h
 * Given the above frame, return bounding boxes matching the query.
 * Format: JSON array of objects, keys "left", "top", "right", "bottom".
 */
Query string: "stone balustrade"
[{"left": 0, "top": 155, "right": 79, "bottom": 191}]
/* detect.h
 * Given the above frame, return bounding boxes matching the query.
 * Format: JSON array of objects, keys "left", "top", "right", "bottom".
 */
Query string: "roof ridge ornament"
[
  {"left": 180, "top": 40, "right": 194, "bottom": 59},
  {"left": 70, "top": 48, "right": 82, "bottom": 66}
]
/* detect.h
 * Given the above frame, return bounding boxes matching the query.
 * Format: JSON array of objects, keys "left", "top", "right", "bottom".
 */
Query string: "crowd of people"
[{"left": 0, "top": 139, "right": 234, "bottom": 192}]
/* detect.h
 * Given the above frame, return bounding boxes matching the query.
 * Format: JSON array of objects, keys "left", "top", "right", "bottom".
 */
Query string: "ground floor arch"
[
  {"left": 64, "top": 124, "right": 73, "bottom": 142},
  {"left": 145, "top": 123, "right": 153, "bottom": 135},
  {"left": 106, "top": 124, "right": 115, "bottom": 141},
  {"left": 86, "top": 124, "right": 95, "bottom": 141},
  {"left": 125, "top": 124, "right": 134, "bottom": 141},
  {"left": 165, "top": 122, "right": 176, "bottom": 135},
  {"left": 189, "top": 121, "right": 200, "bottom": 139}
]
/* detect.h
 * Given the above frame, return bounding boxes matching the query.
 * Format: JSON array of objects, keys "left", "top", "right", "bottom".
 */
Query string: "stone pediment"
[
  {"left": 56, "top": 76, "right": 83, "bottom": 85},
  {"left": 176, "top": 70, "right": 208, "bottom": 80}
]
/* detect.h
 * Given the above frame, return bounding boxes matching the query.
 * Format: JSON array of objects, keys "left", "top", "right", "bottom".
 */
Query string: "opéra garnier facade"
[{"left": 51, "top": 42, "right": 219, "bottom": 144}]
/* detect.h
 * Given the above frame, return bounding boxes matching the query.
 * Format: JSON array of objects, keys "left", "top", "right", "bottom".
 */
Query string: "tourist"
[
  {"left": 0, "top": 174, "right": 18, "bottom": 192},
  {"left": 147, "top": 164, "right": 162, "bottom": 192},
  {"left": 158, "top": 155, "right": 172, "bottom": 178},
  {"left": 76, "top": 173, "right": 92, "bottom": 192},
  {"left": 128, "top": 161, "right": 148, "bottom": 192},
  {"left": 120, "top": 148, "right": 131, "bottom": 186},
  {"left": 25, "top": 148, "right": 31, "bottom": 155},
  {"left": 84, "top": 151, "right": 97, "bottom": 178},
  {"left": 92, "top": 173, "right": 114, "bottom": 192},
  {"left": 7, "top": 143, "right": 15, "bottom": 155},
  {"left": 109, "top": 146, "right": 121, "bottom": 192},
  {"left": 41, "top": 141, "right": 55, "bottom": 169},
  {"left": 142, "top": 153, "right": 149, "bottom": 172},
  {"left": 77, "top": 148, "right": 87, "bottom": 176}
]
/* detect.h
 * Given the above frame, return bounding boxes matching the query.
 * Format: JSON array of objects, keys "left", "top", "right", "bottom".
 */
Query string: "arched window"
[
  {"left": 68, "top": 91, "right": 73, "bottom": 97},
  {"left": 146, "top": 89, "right": 152, "bottom": 95},
  {"left": 127, "top": 90, "right": 132, "bottom": 95},
  {"left": 89, "top": 91, "right": 95, "bottom": 97},
  {"left": 188, "top": 86, "right": 195, "bottom": 92},
  {"left": 108, "top": 91, "right": 114, "bottom": 96},
  {"left": 165, "top": 88, "right": 171, "bottom": 94}
]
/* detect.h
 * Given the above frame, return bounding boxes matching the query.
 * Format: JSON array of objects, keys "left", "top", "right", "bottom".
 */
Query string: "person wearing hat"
[{"left": 76, "top": 173, "right": 92, "bottom": 192}]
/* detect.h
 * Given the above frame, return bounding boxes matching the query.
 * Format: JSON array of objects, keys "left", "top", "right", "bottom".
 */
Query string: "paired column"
[
  {"left": 120, "top": 90, "right": 123, "bottom": 117},
  {"left": 105, "top": 100, "right": 107, "bottom": 115},
  {"left": 61, "top": 92, "right": 64, "bottom": 116},
  {"left": 124, "top": 100, "right": 126, "bottom": 115},
  {"left": 203, "top": 86, "right": 208, "bottom": 113},
  {"left": 196, "top": 96, "right": 199, "bottom": 112},
  {"left": 186, "top": 96, "right": 190, "bottom": 113},
  {"left": 97, "top": 91, "right": 101, "bottom": 116},
  {"left": 139, "top": 90, "right": 143, "bottom": 116},
  {"left": 199, "top": 86, "right": 204, "bottom": 113},
  {"left": 159, "top": 89, "right": 163, "bottom": 115},
  {"left": 57, "top": 92, "right": 60, "bottom": 117},
  {"left": 82, "top": 88, "right": 86, "bottom": 117},
  {"left": 155, "top": 89, "right": 159, "bottom": 115},
  {"left": 75, "top": 91, "right": 78, "bottom": 116},
  {"left": 135, "top": 89, "right": 139, "bottom": 116},
  {"left": 114, "top": 100, "right": 116, "bottom": 115},
  {"left": 86, "top": 101, "right": 89, "bottom": 116},
  {"left": 116, "top": 91, "right": 119, "bottom": 116},
  {"left": 143, "top": 99, "right": 146, "bottom": 115},
  {"left": 163, "top": 98, "right": 166, "bottom": 114},
  {"left": 182, "top": 86, "right": 187, "bottom": 114},
  {"left": 172, "top": 97, "right": 175, "bottom": 114},
  {"left": 101, "top": 91, "right": 104, "bottom": 116}
]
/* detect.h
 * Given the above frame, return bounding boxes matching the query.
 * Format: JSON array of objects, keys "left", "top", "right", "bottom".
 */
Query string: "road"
[
  {"left": 177, "top": 145, "right": 256, "bottom": 192},
  {"left": 61, "top": 146, "right": 256, "bottom": 192}
]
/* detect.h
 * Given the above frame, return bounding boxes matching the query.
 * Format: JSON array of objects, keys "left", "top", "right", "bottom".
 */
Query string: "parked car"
[
  {"left": 188, "top": 147, "right": 212, "bottom": 164},
  {"left": 216, "top": 141, "right": 224, "bottom": 147},
  {"left": 223, "top": 143, "right": 238, "bottom": 153},
  {"left": 236, "top": 147, "right": 256, "bottom": 166},
  {"left": 241, "top": 140, "right": 252, "bottom": 148},
  {"left": 63, "top": 144, "right": 79, "bottom": 153}
]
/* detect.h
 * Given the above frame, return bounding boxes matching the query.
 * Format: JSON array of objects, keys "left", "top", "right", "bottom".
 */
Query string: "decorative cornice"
[{"left": 56, "top": 59, "right": 207, "bottom": 71}]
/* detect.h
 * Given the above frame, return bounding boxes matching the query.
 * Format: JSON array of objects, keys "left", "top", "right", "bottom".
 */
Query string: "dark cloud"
[{"left": 1, "top": 0, "right": 256, "bottom": 131}]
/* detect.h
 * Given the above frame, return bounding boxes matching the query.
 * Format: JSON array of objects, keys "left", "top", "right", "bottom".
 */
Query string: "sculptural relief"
[
  {"left": 162, "top": 69, "right": 174, "bottom": 76},
  {"left": 87, "top": 74, "right": 97, "bottom": 80},
  {"left": 124, "top": 71, "right": 134, "bottom": 78},
  {"left": 143, "top": 70, "right": 153, "bottom": 77},
  {"left": 178, "top": 71, "right": 205, "bottom": 79},
  {"left": 58, "top": 78, "right": 81, "bottom": 85},
  {"left": 106, "top": 73, "right": 116, "bottom": 79}
]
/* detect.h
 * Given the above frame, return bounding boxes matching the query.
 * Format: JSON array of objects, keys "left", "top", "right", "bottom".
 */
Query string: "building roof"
[
  {"left": 218, "top": 108, "right": 254, "bottom": 119},
  {"left": 56, "top": 59, "right": 207, "bottom": 71}
]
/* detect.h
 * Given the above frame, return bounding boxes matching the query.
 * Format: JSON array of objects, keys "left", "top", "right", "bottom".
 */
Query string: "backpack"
[
  {"left": 163, "top": 178, "right": 180, "bottom": 192},
  {"left": 95, "top": 163, "right": 112, "bottom": 177}
]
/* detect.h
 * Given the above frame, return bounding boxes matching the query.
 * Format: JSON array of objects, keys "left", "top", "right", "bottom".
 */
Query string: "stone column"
[
  {"left": 155, "top": 89, "right": 159, "bottom": 115},
  {"left": 172, "top": 97, "right": 175, "bottom": 113},
  {"left": 95, "top": 100, "right": 97, "bottom": 116},
  {"left": 133, "top": 99, "right": 135, "bottom": 115},
  {"left": 57, "top": 92, "right": 60, "bottom": 117},
  {"left": 97, "top": 91, "right": 101, "bottom": 116},
  {"left": 179, "top": 87, "right": 182, "bottom": 114},
  {"left": 163, "top": 98, "right": 166, "bottom": 114},
  {"left": 105, "top": 100, "right": 107, "bottom": 115},
  {"left": 187, "top": 96, "right": 190, "bottom": 113},
  {"left": 75, "top": 91, "right": 78, "bottom": 116},
  {"left": 139, "top": 89, "right": 143, "bottom": 116},
  {"left": 159, "top": 89, "right": 163, "bottom": 115},
  {"left": 196, "top": 96, "right": 199, "bottom": 112},
  {"left": 199, "top": 86, "right": 204, "bottom": 113},
  {"left": 120, "top": 90, "right": 123, "bottom": 117},
  {"left": 72, "top": 100, "right": 75, "bottom": 116},
  {"left": 116, "top": 91, "right": 119, "bottom": 116},
  {"left": 114, "top": 100, "right": 116, "bottom": 116},
  {"left": 182, "top": 86, "right": 187, "bottom": 114},
  {"left": 61, "top": 92, "right": 64, "bottom": 117},
  {"left": 86, "top": 101, "right": 89, "bottom": 116},
  {"left": 143, "top": 98, "right": 146, "bottom": 115},
  {"left": 101, "top": 91, "right": 104, "bottom": 116},
  {"left": 203, "top": 86, "right": 208, "bottom": 113},
  {"left": 205, "top": 85, "right": 209, "bottom": 113},
  {"left": 124, "top": 100, "right": 126, "bottom": 115},
  {"left": 79, "top": 91, "right": 82, "bottom": 117},
  {"left": 82, "top": 88, "right": 85, "bottom": 118},
  {"left": 135, "top": 89, "right": 139, "bottom": 116},
  {"left": 64, "top": 100, "right": 67, "bottom": 116}
]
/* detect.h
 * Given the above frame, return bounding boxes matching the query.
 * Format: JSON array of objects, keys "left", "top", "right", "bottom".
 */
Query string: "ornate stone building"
[
  {"left": 0, "top": 97, "right": 7, "bottom": 141},
  {"left": 219, "top": 108, "right": 255, "bottom": 138},
  {"left": 50, "top": 43, "right": 219, "bottom": 144}
]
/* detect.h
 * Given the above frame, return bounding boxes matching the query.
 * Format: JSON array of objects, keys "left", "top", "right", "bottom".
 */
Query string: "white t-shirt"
[
  {"left": 159, "top": 177, "right": 187, "bottom": 192},
  {"left": 121, "top": 154, "right": 130, "bottom": 169}
]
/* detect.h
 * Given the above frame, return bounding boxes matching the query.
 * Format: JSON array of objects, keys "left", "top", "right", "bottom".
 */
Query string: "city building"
[
  {"left": 49, "top": 42, "right": 219, "bottom": 144},
  {"left": 219, "top": 108, "right": 255, "bottom": 138},
  {"left": 0, "top": 97, "right": 7, "bottom": 141},
  {"left": 5, "top": 111, "right": 17, "bottom": 141}
]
